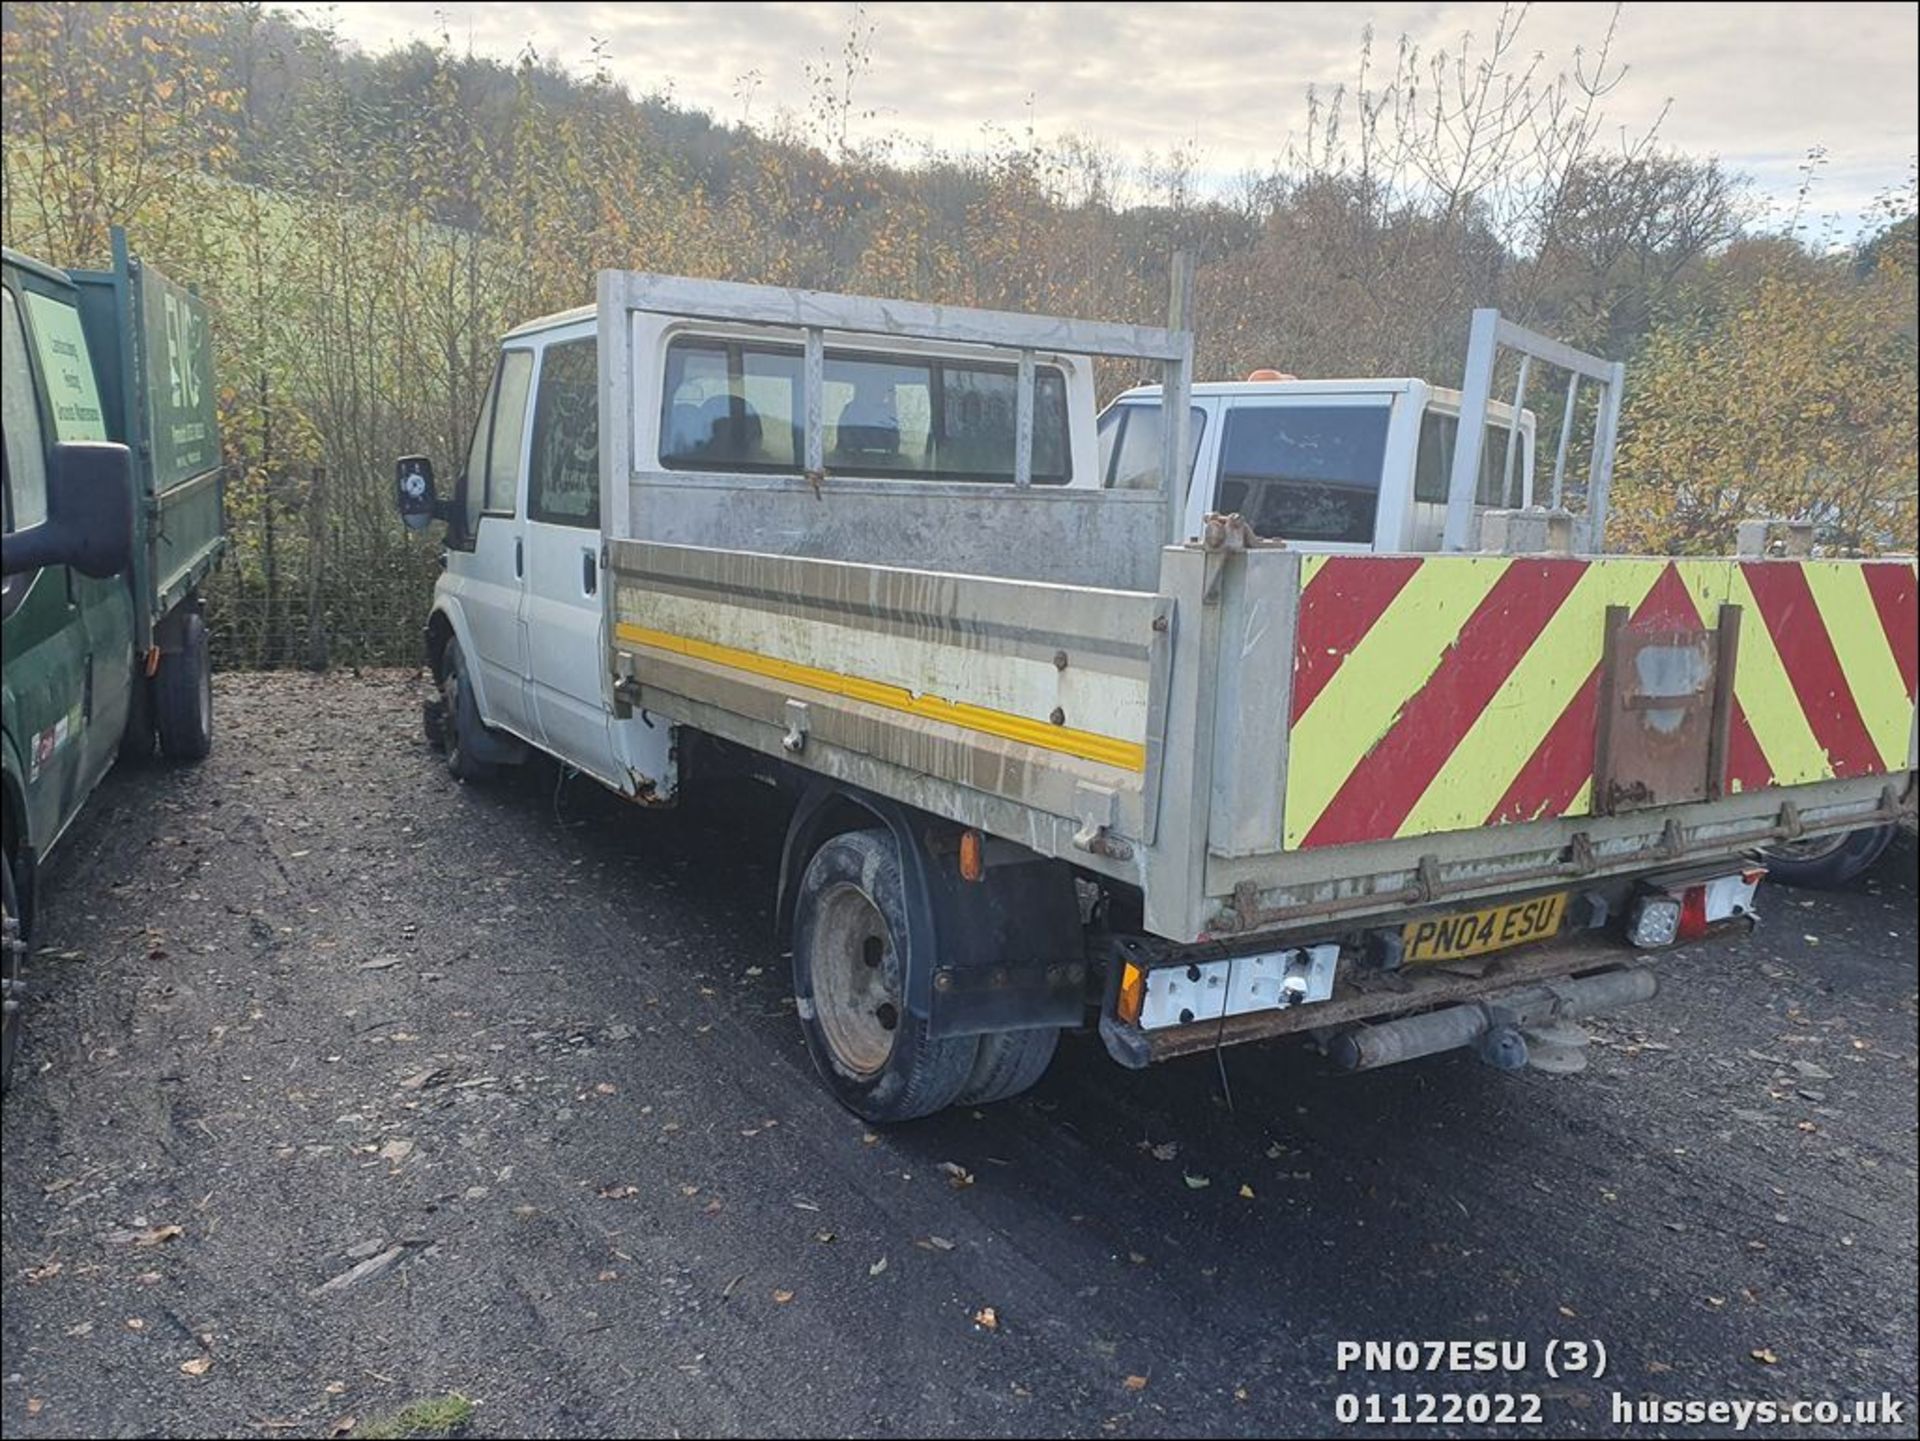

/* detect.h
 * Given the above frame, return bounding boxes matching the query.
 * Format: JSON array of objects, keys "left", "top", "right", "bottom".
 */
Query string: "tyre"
[
  {"left": 2, "top": 850, "right": 25, "bottom": 1091},
  {"left": 155, "top": 608, "right": 213, "bottom": 762},
  {"left": 442, "top": 644, "right": 499, "bottom": 784},
  {"left": 791, "top": 828, "right": 978, "bottom": 1123},
  {"left": 1762, "top": 825, "right": 1897, "bottom": 889},
  {"left": 422, "top": 693, "right": 449, "bottom": 753},
  {"left": 954, "top": 1026, "right": 1058, "bottom": 1108}
]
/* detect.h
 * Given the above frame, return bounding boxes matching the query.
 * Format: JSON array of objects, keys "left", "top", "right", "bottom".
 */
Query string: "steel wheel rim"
[{"left": 811, "top": 882, "right": 901, "bottom": 1078}]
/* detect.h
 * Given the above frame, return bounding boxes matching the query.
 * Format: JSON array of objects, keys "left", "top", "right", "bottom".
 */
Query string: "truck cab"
[{"left": 1096, "top": 376, "right": 1536, "bottom": 552}]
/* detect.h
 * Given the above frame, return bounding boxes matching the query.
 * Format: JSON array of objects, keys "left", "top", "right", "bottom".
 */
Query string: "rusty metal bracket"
[
  {"left": 1660, "top": 818, "right": 1687, "bottom": 859},
  {"left": 1566, "top": 831, "right": 1597, "bottom": 874},
  {"left": 1775, "top": 798, "right": 1803, "bottom": 840},
  {"left": 1415, "top": 854, "right": 1443, "bottom": 904}
]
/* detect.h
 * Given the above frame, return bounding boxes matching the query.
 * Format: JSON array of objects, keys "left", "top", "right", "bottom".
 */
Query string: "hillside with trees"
[{"left": 3, "top": 1, "right": 1913, "bottom": 666}]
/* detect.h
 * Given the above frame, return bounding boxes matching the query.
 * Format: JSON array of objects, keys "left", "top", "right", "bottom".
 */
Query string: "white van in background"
[{"left": 1096, "top": 375, "right": 1537, "bottom": 552}]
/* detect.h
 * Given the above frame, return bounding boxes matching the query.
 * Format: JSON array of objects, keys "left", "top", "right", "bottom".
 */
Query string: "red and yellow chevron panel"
[{"left": 1284, "top": 555, "right": 1918, "bottom": 851}]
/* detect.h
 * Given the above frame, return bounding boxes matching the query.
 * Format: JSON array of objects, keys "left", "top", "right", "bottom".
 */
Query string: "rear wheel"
[
  {"left": 791, "top": 829, "right": 977, "bottom": 1123},
  {"left": 1762, "top": 825, "right": 1897, "bottom": 889},
  {"left": 954, "top": 1026, "right": 1058, "bottom": 1107},
  {"left": 155, "top": 608, "right": 213, "bottom": 762}
]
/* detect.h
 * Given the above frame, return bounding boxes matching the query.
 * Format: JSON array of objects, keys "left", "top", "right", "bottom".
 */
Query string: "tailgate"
[
  {"left": 1190, "top": 549, "right": 1915, "bottom": 940},
  {"left": 1282, "top": 554, "right": 1916, "bottom": 849}
]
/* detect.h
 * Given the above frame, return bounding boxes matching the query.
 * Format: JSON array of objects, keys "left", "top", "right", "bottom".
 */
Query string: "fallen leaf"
[
  {"left": 938, "top": 1161, "right": 975, "bottom": 1189},
  {"left": 126, "top": 1318, "right": 147, "bottom": 1331},
  {"left": 1183, "top": 1172, "right": 1211, "bottom": 1190},
  {"left": 595, "top": 1082, "right": 617, "bottom": 1095},
  {"left": 106, "top": 1224, "right": 184, "bottom": 1247},
  {"left": 925, "top": 1235, "right": 955, "bottom": 1251},
  {"left": 1149, "top": 1141, "right": 1179, "bottom": 1161},
  {"left": 1124, "top": 1374, "right": 1149, "bottom": 1391},
  {"left": 771, "top": 1289, "right": 795, "bottom": 1304},
  {"left": 1238, "top": 1184, "right": 1255, "bottom": 1199},
  {"left": 869, "top": 1257, "right": 888, "bottom": 1277},
  {"left": 25, "top": 1260, "right": 63, "bottom": 1283},
  {"left": 597, "top": 1269, "right": 617, "bottom": 1282},
  {"left": 598, "top": 1185, "right": 639, "bottom": 1199},
  {"left": 26, "top": 1399, "right": 45, "bottom": 1417},
  {"left": 180, "top": 1356, "right": 213, "bottom": 1377},
  {"left": 814, "top": 1230, "right": 836, "bottom": 1244},
  {"left": 972, "top": 1306, "right": 999, "bottom": 1331},
  {"left": 1751, "top": 1347, "right": 1778, "bottom": 1365}
]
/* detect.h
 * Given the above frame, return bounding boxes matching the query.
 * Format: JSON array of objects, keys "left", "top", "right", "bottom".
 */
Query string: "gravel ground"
[{"left": 2, "top": 670, "right": 1915, "bottom": 1439}]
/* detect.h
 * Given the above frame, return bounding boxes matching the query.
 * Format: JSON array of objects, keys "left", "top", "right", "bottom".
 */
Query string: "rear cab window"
[
  {"left": 1214, "top": 402, "right": 1392, "bottom": 545},
  {"left": 659, "top": 336, "right": 1071, "bottom": 484}
]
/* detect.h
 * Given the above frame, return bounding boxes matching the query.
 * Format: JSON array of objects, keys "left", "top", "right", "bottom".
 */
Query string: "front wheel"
[
  {"left": 791, "top": 829, "right": 978, "bottom": 1123},
  {"left": 442, "top": 644, "right": 499, "bottom": 784},
  {"left": 1762, "top": 825, "right": 1898, "bottom": 889},
  {"left": 2, "top": 851, "right": 25, "bottom": 1090}
]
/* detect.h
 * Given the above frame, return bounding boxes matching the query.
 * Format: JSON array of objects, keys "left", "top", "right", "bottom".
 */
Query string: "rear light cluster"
[
  {"left": 1116, "top": 944, "right": 1339, "bottom": 1030},
  {"left": 1627, "top": 867, "right": 1764, "bottom": 949}
]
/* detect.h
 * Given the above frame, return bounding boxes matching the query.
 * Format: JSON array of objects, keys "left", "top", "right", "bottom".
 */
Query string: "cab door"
[
  {"left": 2, "top": 286, "right": 90, "bottom": 850},
  {"left": 453, "top": 348, "right": 536, "bottom": 739},
  {"left": 520, "top": 334, "right": 618, "bottom": 781}
]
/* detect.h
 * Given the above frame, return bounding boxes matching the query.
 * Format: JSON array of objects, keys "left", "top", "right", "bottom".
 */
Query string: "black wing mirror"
[
  {"left": 1, "top": 441, "right": 135, "bottom": 579},
  {"left": 396, "top": 455, "right": 440, "bottom": 533}
]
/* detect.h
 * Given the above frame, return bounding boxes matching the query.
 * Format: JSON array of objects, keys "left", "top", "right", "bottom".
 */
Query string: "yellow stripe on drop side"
[
  {"left": 613, "top": 621, "right": 1147, "bottom": 773},
  {"left": 1284, "top": 556, "right": 1510, "bottom": 850},
  {"left": 1802, "top": 562, "right": 1913, "bottom": 772}
]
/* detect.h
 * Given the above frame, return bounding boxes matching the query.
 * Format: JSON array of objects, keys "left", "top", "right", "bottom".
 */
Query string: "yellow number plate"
[{"left": 1402, "top": 893, "right": 1568, "bottom": 965}]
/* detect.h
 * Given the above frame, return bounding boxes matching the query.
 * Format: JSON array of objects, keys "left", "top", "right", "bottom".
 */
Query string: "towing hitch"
[{"left": 1325, "top": 966, "right": 1658, "bottom": 1074}]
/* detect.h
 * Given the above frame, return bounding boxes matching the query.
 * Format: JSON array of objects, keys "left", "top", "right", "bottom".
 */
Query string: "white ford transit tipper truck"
[{"left": 394, "top": 275, "right": 1916, "bottom": 1122}]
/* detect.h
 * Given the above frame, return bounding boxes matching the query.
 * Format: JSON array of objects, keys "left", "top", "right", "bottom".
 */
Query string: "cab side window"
[
  {"left": 529, "top": 339, "right": 599, "bottom": 528},
  {"left": 482, "top": 349, "right": 534, "bottom": 516},
  {"left": 3, "top": 289, "right": 50, "bottom": 536}
]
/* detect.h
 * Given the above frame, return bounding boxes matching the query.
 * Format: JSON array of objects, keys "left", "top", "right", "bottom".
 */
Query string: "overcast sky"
[{"left": 319, "top": 1, "right": 1918, "bottom": 239}]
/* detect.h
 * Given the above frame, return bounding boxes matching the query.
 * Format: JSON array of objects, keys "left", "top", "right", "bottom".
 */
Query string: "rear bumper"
[{"left": 1099, "top": 928, "right": 1669, "bottom": 1069}]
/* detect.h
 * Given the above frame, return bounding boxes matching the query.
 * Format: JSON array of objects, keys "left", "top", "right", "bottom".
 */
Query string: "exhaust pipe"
[{"left": 1327, "top": 967, "right": 1658, "bottom": 1073}]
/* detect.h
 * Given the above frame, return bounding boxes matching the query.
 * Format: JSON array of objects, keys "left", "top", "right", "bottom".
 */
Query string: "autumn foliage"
[{"left": 2, "top": 2, "right": 1913, "bottom": 666}]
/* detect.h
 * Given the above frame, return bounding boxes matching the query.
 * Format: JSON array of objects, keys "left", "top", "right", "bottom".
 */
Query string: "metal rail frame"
[{"left": 1444, "top": 308, "right": 1626, "bottom": 553}]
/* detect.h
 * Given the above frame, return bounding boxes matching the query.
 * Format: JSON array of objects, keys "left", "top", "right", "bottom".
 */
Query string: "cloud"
[{"left": 327, "top": 1, "right": 1917, "bottom": 228}]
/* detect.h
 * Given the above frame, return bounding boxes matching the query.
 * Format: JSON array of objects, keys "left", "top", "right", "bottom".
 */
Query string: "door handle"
[
  {"left": 582, "top": 549, "right": 597, "bottom": 595},
  {"left": 515, "top": 537, "right": 524, "bottom": 578}
]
